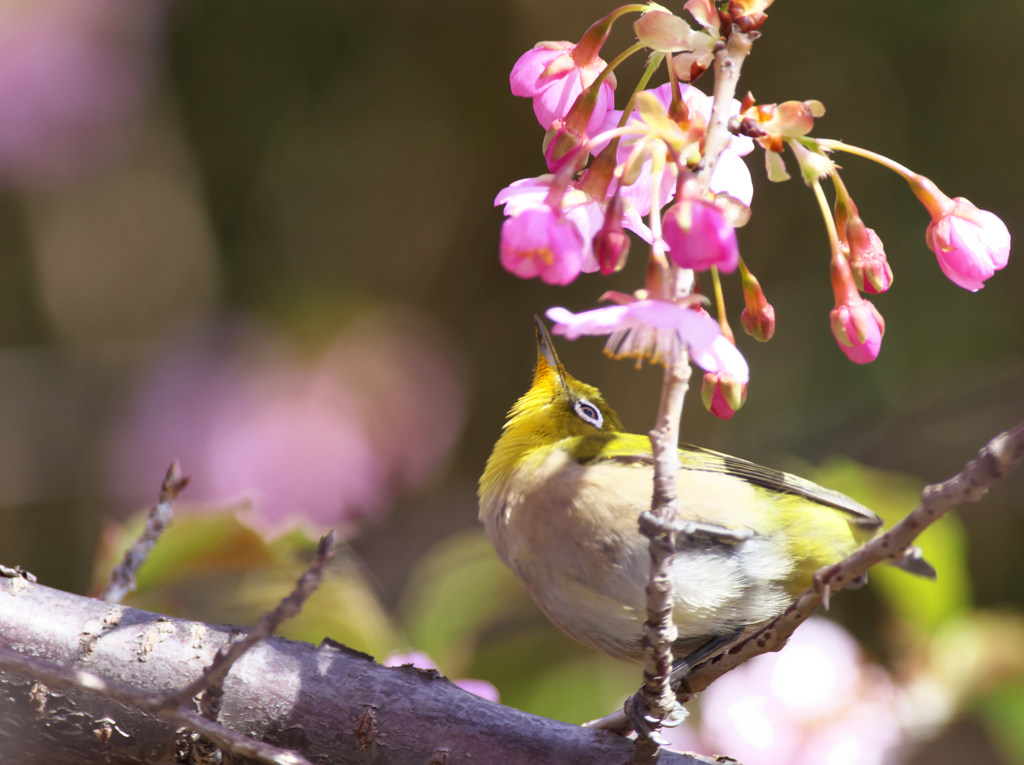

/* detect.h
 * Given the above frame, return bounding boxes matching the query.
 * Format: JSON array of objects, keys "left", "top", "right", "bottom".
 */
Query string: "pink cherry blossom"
[
  {"left": 0, "top": 0, "right": 164, "bottom": 186},
  {"left": 510, "top": 41, "right": 615, "bottom": 136},
  {"left": 662, "top": 197, "right": 740, "bottom": 273},
  {"left": 105, "top": 314, "right": 466, "bottom": 539},
  {"left": 830, "top": 299, "right": 884, "bottom": 364},
  {"left": 500, "top": 207, "right": 587, "bottom": 285},
  {"left": 495, "top": 177, "right": 605, "bottom": 277},
  {"left": 925, "top": 197, "right": 1010, "bottom": 292},
  {"left": 546, "top": 297, "right": 749, "bottom": 381},
  {"left": 591, "top": 82, "right": 754, "bottom": 215}
]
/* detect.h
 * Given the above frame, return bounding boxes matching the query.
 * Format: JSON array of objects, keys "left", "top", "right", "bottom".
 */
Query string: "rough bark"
[{"left": 0, "top": 576, "right": 718, "bottom": 765}]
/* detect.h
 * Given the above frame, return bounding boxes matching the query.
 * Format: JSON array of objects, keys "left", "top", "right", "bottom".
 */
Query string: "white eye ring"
[{"left": 573, "top": 398, "right": 603, "bottom": 429}]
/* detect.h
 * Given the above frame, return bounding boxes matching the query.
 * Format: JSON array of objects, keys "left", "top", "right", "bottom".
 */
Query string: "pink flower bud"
[
  {"left": 925, "top": 197, "right": 1010, "bottom": 292},
  {"left": 701, "top": 372, "right": 747, "bottom": 420},
  {"left": 846, "top": 217, "right": 893, "bottom": 294},
  {"left": 740, "top": 304, "right": 775, "bottom": 343},
  {"left": 830, "top": 299, "right": 884, "bottom": 364},
  {"left": 500, "top": 207, "right": 584, "bottom": 285},
  {"left": 593, "top": 192, "right": 630, "bottom": 274},
  {"left": 542, "top": 118, "right": 590, "bottom": 174},
  {"left": 662, "top": 197, "right": 739, "bottom": 273},
  {"left": 830, "top": 254, "right": 883, "bottom": 363},
  {"left": 738, "top": 261, "right": 775, "bottom": 342}
]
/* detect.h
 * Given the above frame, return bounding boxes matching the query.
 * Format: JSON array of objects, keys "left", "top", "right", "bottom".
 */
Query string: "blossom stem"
[
  {"left": 811, "top": 178, "right": 841, "bottom": 258},
  {"left": 816, "top": 138, "right": 916, "bottom": 181},
  {"left": 818, "top": 138, "right": 953, "bottom": 219},
  {"left": 648, "top": 148, "right": 667, "bottom": 260},
  {"left": 710, "top": 265, "right": 734, "bottom": 339},
  {"left": 573, "top": 5, "right": 648, "bottom": 65},
  {"left": 594, "top": 42, "right": 646, "bottom": 90},
  {"left": 618, "top": 52, "right": 666, "bottom": 129}
]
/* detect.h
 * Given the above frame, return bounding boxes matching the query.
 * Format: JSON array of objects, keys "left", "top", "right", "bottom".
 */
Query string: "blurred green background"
[{"left": 1, "top": 0, "right": 1022, "bottom": 762}]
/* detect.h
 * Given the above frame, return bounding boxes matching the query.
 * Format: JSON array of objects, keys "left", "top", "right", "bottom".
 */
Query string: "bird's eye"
[{"left": 573, "top": 398, "right": 604, "bottom": 429}]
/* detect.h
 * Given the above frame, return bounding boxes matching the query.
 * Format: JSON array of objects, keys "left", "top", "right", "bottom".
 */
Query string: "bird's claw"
[{"left": 625, "top": 693, "right": 688, "bottom": 744}]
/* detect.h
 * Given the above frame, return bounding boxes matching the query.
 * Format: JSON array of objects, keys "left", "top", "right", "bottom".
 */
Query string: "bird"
[{"left": 478, "top": 318, "right": 933, "bottom": 675}]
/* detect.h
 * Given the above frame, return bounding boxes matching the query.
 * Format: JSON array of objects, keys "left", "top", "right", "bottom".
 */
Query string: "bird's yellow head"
[{"left": 479, "top": 319, "right": 624, "bottom": 502}]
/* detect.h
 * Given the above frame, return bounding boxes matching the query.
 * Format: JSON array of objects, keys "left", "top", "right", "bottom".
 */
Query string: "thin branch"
[
  {"left": 169, "top": 531, "right": 336, "bottom": 764},
  {"left": 630, "top": 360, "right": 690, "bottom": 763},
  {"left": 588, "top": 418, "right": 1024, "bottom": 733},
  {"left": 677, "top": 418, "right": 1024, "bottom": 697},
  {"left": 101, "top": 461, "right": 190, "bottom": 604},
  {"left": 627, "top": 29, "right": 757, "bottom": 764},
  {"left": 0, "top": 646, "right": 312, "bottom": 765}
]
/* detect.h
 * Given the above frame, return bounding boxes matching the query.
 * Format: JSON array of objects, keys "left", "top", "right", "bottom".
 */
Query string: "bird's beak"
[{"left": 533, "top": 316, "right": 568, "bottom": 390}]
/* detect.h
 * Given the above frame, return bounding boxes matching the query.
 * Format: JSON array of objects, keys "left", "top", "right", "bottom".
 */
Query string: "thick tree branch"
[{"left": 0, "top": 574, "right": 718, "bottom": 765}]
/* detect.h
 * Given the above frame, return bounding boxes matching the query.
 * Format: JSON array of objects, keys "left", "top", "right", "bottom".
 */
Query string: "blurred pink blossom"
[
  {"left": 106, "top": 312, "right": 466, "bottom": 538},
  {"left": 383, "top": 650, "right": 500, "bottom": 703},
  {"left": 0, "top": 0, "right": 164, "bottom": 186},
  {"left": 663, "top": 618, "right": 906, "bottom": 765}
]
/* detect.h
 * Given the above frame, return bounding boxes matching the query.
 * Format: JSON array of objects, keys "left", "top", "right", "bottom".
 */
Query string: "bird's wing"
[{"left": 574, "top": 433, "right": 882, "bottom": 530}]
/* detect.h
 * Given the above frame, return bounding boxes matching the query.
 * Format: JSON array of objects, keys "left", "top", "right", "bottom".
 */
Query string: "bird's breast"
[{"left": 479, "top": 444, "right": 794, "bottom": 661}]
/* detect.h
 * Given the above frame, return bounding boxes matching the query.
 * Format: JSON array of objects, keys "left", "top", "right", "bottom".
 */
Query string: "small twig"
[
  {"left": 0, "top": 646, "right": 312, "bottom": 765},
  {"left": 629, "top": 361, "right": 690, "bottom": 763},
  {"left": 166, "top": 531, "right": 337, "bottom": 714},
  {"left": 676, "top": 418, "right": 1024, "bottom": 698},
  {"left": 101, "top": 461, "right": 190, "bottom": 604},
  {"left": 170, "top": 532, "right": 336, "bottom": 764}
]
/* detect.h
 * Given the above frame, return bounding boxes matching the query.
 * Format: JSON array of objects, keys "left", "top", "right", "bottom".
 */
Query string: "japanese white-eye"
[{"left": 479, "top": 319, "right": 932, "bottom": 667}]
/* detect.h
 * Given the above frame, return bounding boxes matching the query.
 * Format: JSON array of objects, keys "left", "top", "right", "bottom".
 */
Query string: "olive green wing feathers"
[{"left": 572, "top": 433, "right": 882, "bottom": 530}]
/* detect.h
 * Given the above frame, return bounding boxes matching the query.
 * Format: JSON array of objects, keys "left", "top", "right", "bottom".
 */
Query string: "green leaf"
[
  {"left": 92, "top": 507, "right": 274, "bottom": 598},
  {"left": 92, "top": 509, "right": 401, "bottom": 657}
]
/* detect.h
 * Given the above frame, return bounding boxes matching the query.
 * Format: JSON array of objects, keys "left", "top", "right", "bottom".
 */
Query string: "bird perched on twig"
[{"left": 479, "top": 319, "right": 934, "bottom": 676}]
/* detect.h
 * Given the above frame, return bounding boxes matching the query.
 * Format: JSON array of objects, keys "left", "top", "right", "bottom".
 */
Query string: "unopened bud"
[
  {"left": 543, "top": 119, "right": 590, "bottom": 174},
  {"left": 846, "top": 215, "right": 893, "bottom": 294},
  {"left": 738, "top": 259, "right": 774, "bottom": 342},
  {"left": 594, "top": 192, "right": 630, "bottom": 274},
  {"left": 701, "top": 372, "right": 747, "bottom": 420},
  {"left": 830, "top": 253, "right": 884, "bottom": 364}
]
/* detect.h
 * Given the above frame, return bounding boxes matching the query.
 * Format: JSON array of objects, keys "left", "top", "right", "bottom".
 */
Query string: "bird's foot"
[
  {"left": 639, "top": 512, "right": 752, "bottom": 546},
  {"left": 625, "top": 692, "right": 689, "bottom": 745}
]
